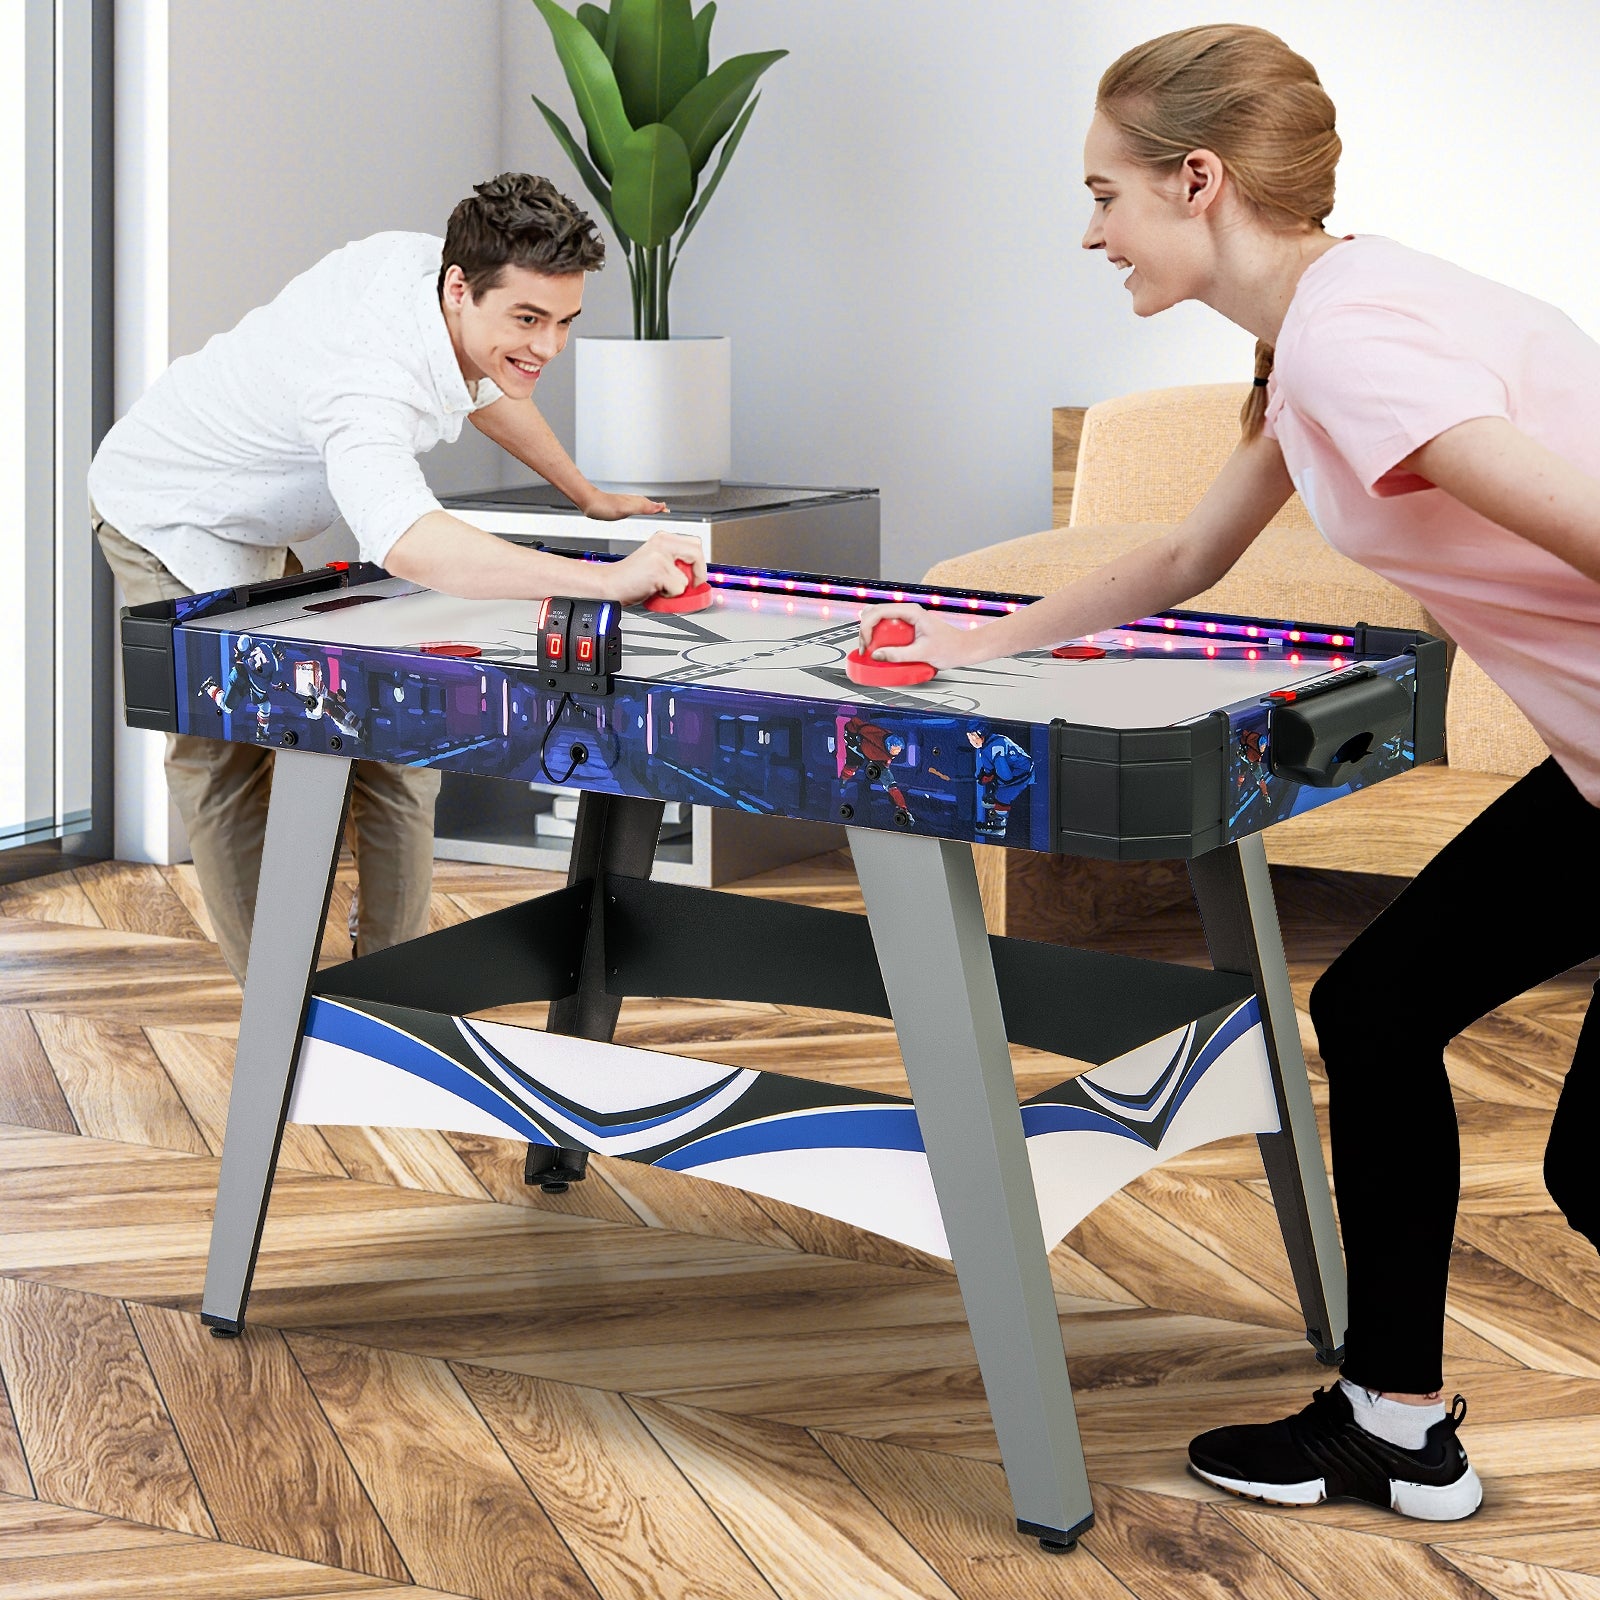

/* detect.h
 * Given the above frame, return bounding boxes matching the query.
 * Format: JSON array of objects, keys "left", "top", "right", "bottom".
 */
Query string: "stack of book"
[
  {"left": 532, "top": 791, "right": 580, "bottom": 840},
  {"left": 533, "top": 791, "right": 693, "bottom": 844}
]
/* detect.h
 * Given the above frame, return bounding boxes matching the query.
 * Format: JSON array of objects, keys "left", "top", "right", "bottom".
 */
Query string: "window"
[{"left": 0, "top": 2, "right": 106, "bottom": 856}]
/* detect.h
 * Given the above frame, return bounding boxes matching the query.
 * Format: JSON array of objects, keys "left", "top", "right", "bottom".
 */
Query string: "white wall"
[
  {"left": 504, "top": 0, "right": 1600, "bottom": 577},
  {"left": 168, "top": 0, "right": 509, "bottom": 510}
]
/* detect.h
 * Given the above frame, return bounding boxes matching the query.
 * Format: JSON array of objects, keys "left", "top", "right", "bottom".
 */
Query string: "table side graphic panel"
[
  {"left": 289, "top": 992, "right": 1278, "bottom": 1258},
  {"left": 169, "top": 615, "right": 1055, "bottom": 852}
]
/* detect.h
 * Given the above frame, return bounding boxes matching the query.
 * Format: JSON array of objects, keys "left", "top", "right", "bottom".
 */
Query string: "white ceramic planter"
[{"left": 574, "top": 335, "right": 732, "bottom": 496}]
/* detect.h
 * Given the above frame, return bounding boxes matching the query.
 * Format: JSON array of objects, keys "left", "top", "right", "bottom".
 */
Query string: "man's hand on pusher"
[
  {"left": 584, "top": 489, "right": 669, "bottom": 520},
  {"left": 857, "top": 603, "right": 981, "bottom": 670},
  {"left": 602, "top": 530, "right": 706, "bottom": 605}
]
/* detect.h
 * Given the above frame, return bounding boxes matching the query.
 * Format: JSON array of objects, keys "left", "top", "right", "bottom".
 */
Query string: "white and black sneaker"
[{"left": 1188, "top": 1385, "right": 1483, "bottom": 1521}]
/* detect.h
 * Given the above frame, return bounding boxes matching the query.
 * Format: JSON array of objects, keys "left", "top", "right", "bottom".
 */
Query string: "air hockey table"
[{"left": 121, "top": 549, "right": 1445, "bottom": 1552}]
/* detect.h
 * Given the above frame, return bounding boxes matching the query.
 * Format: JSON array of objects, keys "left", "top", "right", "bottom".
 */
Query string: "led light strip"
[
  {"left": 562, "top": 552, "right": 1357, "bottom": 653},
  {"left": 704, "top": 567, "right": 1024, "bottom": 616},
  {"left": 1128, "top": 613, "right": 1353, "bottom": 649}
]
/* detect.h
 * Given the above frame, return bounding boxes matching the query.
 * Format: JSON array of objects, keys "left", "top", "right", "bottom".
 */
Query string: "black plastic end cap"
[
  {"left": 1018, "top": 1512, "right": 1093, "bottom": 1551},
  {"left": 525, "top": 1144, "right": 590, "bottom": 1188}
]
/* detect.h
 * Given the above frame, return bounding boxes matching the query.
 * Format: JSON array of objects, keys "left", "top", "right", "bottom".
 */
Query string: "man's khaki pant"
[{"left": 96, "top": 514, "right": 441, "bottom": 984}]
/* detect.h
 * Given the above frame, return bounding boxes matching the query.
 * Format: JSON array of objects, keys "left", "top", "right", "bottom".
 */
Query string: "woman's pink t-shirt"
[{"left": 1264, "top": 234, "right": 1600, "bottom": 803}]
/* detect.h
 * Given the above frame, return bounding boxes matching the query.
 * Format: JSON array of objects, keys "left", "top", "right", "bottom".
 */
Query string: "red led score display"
[{"left": 535, "top": 595, "right": 621, "bottom": 694}]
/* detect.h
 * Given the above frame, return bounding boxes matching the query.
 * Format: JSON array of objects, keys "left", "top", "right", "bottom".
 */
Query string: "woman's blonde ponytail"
[{"left": 1241, "top": 341, "right": 1275, "bottom": 442}]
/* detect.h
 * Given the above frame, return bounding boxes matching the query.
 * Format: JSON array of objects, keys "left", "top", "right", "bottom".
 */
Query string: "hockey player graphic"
[
  {"left": 967, "top": 723, "right": 1034, "bottom": 839},
  {"left": 1239, "top": 727, "right": 1272, "bottom": 804},
  {"left": 199, "top": 635, "right": 289, "bottom": 742},
  {"left": 291, "top": 658, "right": 364, "bottom": 743},
  {"left": 838, "top": 716, "right": 916, "bottom": 827}
]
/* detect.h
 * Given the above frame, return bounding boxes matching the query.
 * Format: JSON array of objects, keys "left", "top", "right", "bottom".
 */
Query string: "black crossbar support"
[
  {"left": 311, "top": 881, "right": 589, "bottom": 1013},
  {"left": 307, "top": 872, "right": 1254, "bottom": 1067},
  {"left": 602, "top": 876, "right": 1254, "bottom": 1067}
]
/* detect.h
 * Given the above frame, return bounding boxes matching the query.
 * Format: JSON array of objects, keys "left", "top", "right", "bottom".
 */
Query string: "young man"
[{"left": 91, "top": 172, "right": 703, "bottom": 984}]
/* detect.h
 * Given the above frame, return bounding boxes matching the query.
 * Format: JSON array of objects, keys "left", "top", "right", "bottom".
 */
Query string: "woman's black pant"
[{"left": 1312, "top": 756, "right": 1600, "bottom": 1395}]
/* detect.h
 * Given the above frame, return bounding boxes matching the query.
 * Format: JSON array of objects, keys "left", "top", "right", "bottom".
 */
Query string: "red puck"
[
  {"left": 1051, "top": 644, "right": 1107, "bottom": 660},
  {"left": 420, "top": 642, "right": 482, "bottom": 657},
  {"left": 645, "top": 558, "right": 712, "bottom": 613},
  {"left": 846, "top": 651, "right": 936, "bottom": 687},
  {"left": 846, "top": 617, "right": 936, "bottom": 687}
]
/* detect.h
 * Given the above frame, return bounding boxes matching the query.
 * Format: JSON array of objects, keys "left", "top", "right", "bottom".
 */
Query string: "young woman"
[{"left": 861, "top": 24, "right": 1600, "bottom": 1522}]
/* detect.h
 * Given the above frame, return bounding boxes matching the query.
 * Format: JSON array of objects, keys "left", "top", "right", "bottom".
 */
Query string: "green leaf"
[
  {"left": 671, "top": 90, "right": 759, "bottom": 265},
  {"left": 692, "top": 1, "right": 715, "bottom": 79},
  {"left": 530, "top": 93, "right": 629, "bottom": 258},
  {"left": 529, "top": 0, "right": 633, "bottom": 181},
  {"left": 611, "top": 122, "right": 694, "bottom": 249},
  {"left": 664, "top": 49, "right": 785, "bottom": 174},
  {"left": 611, "top": 0, "right": 701, "bottom": 127},
  {"left": 575, "top": 2, "right": 608, "bottom": 47}
]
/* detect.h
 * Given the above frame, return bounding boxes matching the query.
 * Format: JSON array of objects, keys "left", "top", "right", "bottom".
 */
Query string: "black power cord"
[{"left": 538, "top": 692, "right": 590, "bottom": 784}]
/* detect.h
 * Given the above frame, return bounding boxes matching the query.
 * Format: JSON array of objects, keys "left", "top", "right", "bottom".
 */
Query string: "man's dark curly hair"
[{"left": 438, "top": 173, "right": 605, "bottom": 301}]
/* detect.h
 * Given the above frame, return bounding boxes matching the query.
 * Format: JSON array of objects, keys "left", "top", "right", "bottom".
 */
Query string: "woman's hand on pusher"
[
  {"left": 856, "top": 603, "right": 981, "bottom": 670},
  {"left": 602, "top": 531, "right": 706, "bottom": 605}
]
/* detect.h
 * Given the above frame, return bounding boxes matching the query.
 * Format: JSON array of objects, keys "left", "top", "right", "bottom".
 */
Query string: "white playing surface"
[{"left": 191, "top": 576, "right": 1361, "bottom": 728}]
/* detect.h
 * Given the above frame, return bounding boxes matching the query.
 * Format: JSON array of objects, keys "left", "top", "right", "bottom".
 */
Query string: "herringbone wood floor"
[{"left": 0, "top": 841, "right": 1595, "bottom": 1599}]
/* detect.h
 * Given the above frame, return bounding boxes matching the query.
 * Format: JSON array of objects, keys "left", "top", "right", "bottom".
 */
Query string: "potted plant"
[{"left": 529, "top": 0, "right": 787, "bottom": 493}]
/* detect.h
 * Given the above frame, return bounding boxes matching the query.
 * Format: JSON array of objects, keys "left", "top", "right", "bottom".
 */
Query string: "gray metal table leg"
[
  {"left": 1189, "top": 832, "right": 1348, "bottom": 1360},
  {"left": 200, "top": 749, "right": 353, "bottom": 1335},
  {"left": 849, "top": 828, "right": 1093, "bottom": 1547}
]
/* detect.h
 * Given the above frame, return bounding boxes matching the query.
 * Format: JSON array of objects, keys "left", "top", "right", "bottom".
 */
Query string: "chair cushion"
[
  {"left": 1445, "top": 648, "right": 1548, "bottom": 778},
  {"left": 1071, "top": 384, "right": 1316, "bottom": 534}
]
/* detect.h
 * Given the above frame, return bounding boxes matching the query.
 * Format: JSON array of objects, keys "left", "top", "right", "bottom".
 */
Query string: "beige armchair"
[{"left": 925, "top": 383, "right": 1543, "bottom": 938}]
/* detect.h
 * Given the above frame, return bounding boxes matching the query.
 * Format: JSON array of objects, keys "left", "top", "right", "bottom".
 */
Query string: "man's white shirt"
[{"left": 88, "top": 231, "right": 503, "bottom": 593}]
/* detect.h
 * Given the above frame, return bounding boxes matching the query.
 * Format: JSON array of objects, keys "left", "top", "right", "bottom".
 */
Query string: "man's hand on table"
[
  {"left": 583, "top": 488, "right": 670, "bottom": 520},
  {"left": 857, "top": 603, "right": 985, "bottom": 670},
  {"left": 602, "top": 530, "right": 707, "bottom": 605}
]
